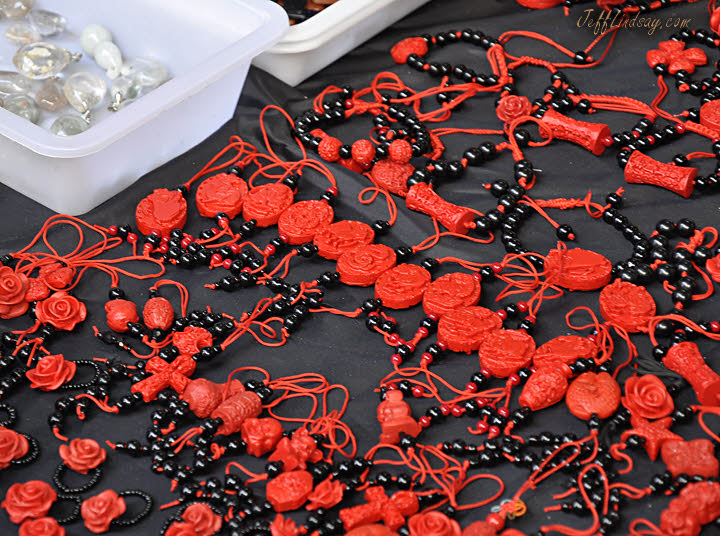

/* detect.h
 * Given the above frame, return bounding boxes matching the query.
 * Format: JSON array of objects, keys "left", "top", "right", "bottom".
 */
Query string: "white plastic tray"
[
  {"left": 253, "top": 0, "right": 430, "bottom": 87},
  {"left": 0, "top": 0, "right": 288, "bottom": 215}
]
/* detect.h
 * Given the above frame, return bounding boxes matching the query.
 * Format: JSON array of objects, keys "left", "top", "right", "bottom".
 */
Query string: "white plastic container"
[
  {"left": 253, "top": 0, "right": 430, "bottom": 87},
  {"left": 0, "top": 0, "right": 288, "bottom": 215}
]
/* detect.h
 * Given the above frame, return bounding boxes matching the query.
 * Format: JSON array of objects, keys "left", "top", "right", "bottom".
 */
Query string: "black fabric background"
[{"left": 1, "top": 1, "right": 719, "bottom": 534}]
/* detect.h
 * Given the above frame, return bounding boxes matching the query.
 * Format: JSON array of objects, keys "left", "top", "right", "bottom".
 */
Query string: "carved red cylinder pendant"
[
  {"left": 405, "top": 182, "right": 474, "bottom": 234},
  {"left": 663, "top": 342, "right": 720, "bottom": 406},
  {"left": 211, "top": 391, "right": 263, "bottom": 435},
  {"left": 539, "top": 108, "right": 611, "bottom": 155},
  {"left": 624, "top": 151, "right": 696, "bottom": 198}
]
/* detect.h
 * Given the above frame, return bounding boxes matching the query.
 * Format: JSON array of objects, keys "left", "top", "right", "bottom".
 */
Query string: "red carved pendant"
[
  {"left": 437, "top": 306, "right": 502, "bottom": 354},
  {"left": 519, "top": 366, "right": 569, "bottom": 411},
  {"left": 277, "top": 200, "right": 334, "bottom": 245},
  {"left": 242, "top": 183, "right": 294, "bottom": 227},
  {"left": 478, "top": 329, "right": 536, "bottom": 378},
  {"left": 314, "top": 220, "right": 375, "bottom": 260},
  {"left": 422, "top": 272, "right": 481, "bottom": 318},
  {"left": 135, "top": 188, "right": 187, "bottom": 237},
  {"left": 195, "top": 172, "right": 248, "bottom": 219},
  {"left": 336, "top": 244, "right": 397, "bottom": 287},
  {"left": 661, "top": 439, "right": 719, "bottom": 478},
  {"left": 533, "top": 335, "right": 598, "bottom": 367},
  {"left": 566, "top": 372, "right": 620, "bottom": 420},
  {"left": 599, "top": 279, "right": 656, "bottom": 333},
  {"left": 266, "top": 471, "right": 314, "bottom": 512},
  {"left": 545, "top": 246, "right": 612, "bottom": 291},
  {"left": 374, "top": 264, "right": 431, "bottom": 309}
]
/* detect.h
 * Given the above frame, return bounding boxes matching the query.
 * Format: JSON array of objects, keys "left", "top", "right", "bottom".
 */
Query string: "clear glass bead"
[
  {"left": 5, "top": 21, "right": 40, "bottom": 45},
  {"left": 0, "top": 70, "right": 33, "bottom": 96},
  {"left": 3, "top": 93, "right": 39, "bottom": 123},
  {"left": 13, "top": 42, "right": 76, "bottom": 79},
  {"left": 109, "top": 74, "right": 142, "bottom": 111},
  {"left": 35, "top": 78, "right": 67, "bottom": 111},
  {"left": 50, "top": 114, "right": 90, "bottom": 136},
  {"left": 80, "top": 23, "right": 111, "bottom": 55},
  {"left": 27, "top": 9, "right": 67, "bottom": 37},
  {"left": 94, "top": 41, "right": 122, "bottom": 79},
  {"left": 0, "top": 0, "right": 33, "bottom": 19},
  {"left": 63, "top": 71, "right": 106, "bottom": 114},
  {"left": 120, "top": 57, "right": 168, "bottom": 88}
]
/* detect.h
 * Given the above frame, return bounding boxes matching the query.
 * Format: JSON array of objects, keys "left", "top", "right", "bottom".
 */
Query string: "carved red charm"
[
  {"left": 135, "top": 188, "right": 187, "bottom": 237},
  {"left": 566, "top": 372, "right": 620, "bottom": 420},
  {"left": 518, "top": 366, "right": 569, "bottom": 411},
  {"left": 314, "top": 220, "right": 375, "bottom": 260},
  {"left": 337, "top": 244, "right": 397, "bottom": 287},
  {"left": 539, "top": 108, "right": 611, "bottom": 155},
  {"left": 544, "top": 246, "right": 612, "bottom": 291},
  {"left": 195, "top": 173, "right": 248, "bottom": 219},
  {"left": 533, "top": 335, "right": 598, "bottom": 367},
  {"left": 318, "top": 136, "right": 343, "bottom": 162},
  {"left": 35, "top": 291, "right": 87, "bottom": 331},
  {"left": 104, "top": 299, "right": 138, "bottom": 333},
  {"left": 277, "top": 200, "right": 334, "bottom": 245},
  {"left": 180, "top": 378, "right": 244, "bottom": 418},
  {"left": 706, "top": 253, "right": 720, "bottom": 282},
  {"left": 211, "top": 391, "right": 262, "bottom": 435},
  {"left": 478, "top": 329, "right": 536, "bottom": 378},
  {"left": 646, "top": 40, "right": 707, "bottom": 74},
  {"left": 242, "top": 183, "right": 294, "bottom": 227},
  {"left": 623, "top": 415, "right": 682, "bottom": 460},
  {"left": 599, "top": 279, "right": 656, "bottom": 332},
  {"left": 374, "top": 263, "right": 431, "bottom": 309},
  {"left": 351, "top": 139, "right": 376, "bottom": 169},
  {"left": 1, "top": 480, "right": 57, "bottom": 524},
  {"left": 496, "top": 95, "right": 531, "bottom": 124},
  {"left": 268, "top": 428, "right": 323, "bottom": 472},
  {"left": 180, "top": 502, "right": 222, "bottom": 536},
  {"left": 371, "top": 159, "right": 413, "bottom": 197},
  {"left": 700, "top": 99, "right": 720, "bottom": 132},
  {"left": 663, "top": 341, "right": 720, "bottom": 405},
  {"left": 622, "top": 374, "right": 674, "bottom": 419},
  {"left": 143, "top": 297, "right": 174, "bottom": 331},
  {"left": 662, "top": 439, "right": 719, "bottom": 478},
  {"left": 422, "top": 272, "right": 481, "bottom": 317},
  {"left": 59, "top": 438, "right": 107, "bottom": 474},
  {"left": 624, "top": 150, "right": 696, "bottom": 198},
  {"left": 131, "top": 355, "right": 196, "bottom": 402},
  {"left": 18, "top": 517, "right": 65, "bottom": 536},
  {"left": 81, "top": 489, "right": 126, "bottom": 534},
  {"left": 660, "top": 481, "right": 720, "bottom": 536},
  {"left": 172, "top": 326, "right": 212, "bottom": 356},
  {"left": 266, "top": 471, "right": 314, "bottom": 512},
  {"left": 241, "top": 418, "right": 283, "bottom": 457},
  {"left": 391, "top": 37, "right": 428, "bottom": 64},
  {"left": 406, "top": 183, "right": 475, "bottom": 234},
  {"left": 25, "top": 354, "right": 76, "bottom": 391},
  {"left": 0, "top": 426, "right": 29, "bottom": 470},
  {"left": 377, "top": 390, "right": 421, "bottom": 444},
  {"left": 339, "top": 486, "right": 418, "bottom": 531},
  {"left": 306, "top": 477, "right": 345, "bottom": 510},
  {"left": 38, "top": 263, "right": 75, "bottom": 290},
  {"left": 438, "top": 306, "right": 502, "bottom": 353},
  {"left": 408, "top": 511, "right": 461, "bottom": 536}
]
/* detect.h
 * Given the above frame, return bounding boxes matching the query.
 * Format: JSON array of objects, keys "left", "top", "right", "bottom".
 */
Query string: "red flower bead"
[
  {"left": 388, "top": 139, "right": 413, "bottom": 164},
  {"left": 165, "top": 522, "right": 198, "bottom": 536},
  {"left": 19, "top": 517, "right": 65, "bottom": 536},
  {"left": 1, "top": 480, "right": 57, "bottom": 524},
  {"left": 0, "top": 426, "right": 29, "bottom": 470},
  {"left": 407, "top": 511, "right": 461, "bottom": 536},
  {"left": 496, "top": 95, "right": 532, "bottom": 123},
  {"left": 0, "top": 266, "right": 29, "bottom": 320},
  {"left": 35, "top": 291, "right": 87, "bottom": 331},
  {"left": 181, "top": 503, "right": 222, "bottom": 536},
  {"left": 270, "top": 513, "right": 301, "bottom": 536},
  {"left": 391, "top": 37, "right": 429, "bottom": 64},
  {"left": 306, "top": 477, "right": 345, "bottom": 510},
  {"left": 81, "top": 490, "right": 126, "bottom": 534},
  {"left": 25, "top": 355, "right": 76, "bottom": 391},
  {"left": 104, "top": 299, "right": 138, "bottom": 333},
  {"left": 646, "top": 40, "right": 707, "bottom": 74},
  {"left": 622, "top": 374, "right": 674, "bottom": 419},
  {"left": 59, "top": 439, "right": 107, "bottom": 474}
]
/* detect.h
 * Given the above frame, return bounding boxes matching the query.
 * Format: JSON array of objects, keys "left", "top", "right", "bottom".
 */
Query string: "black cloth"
[{"left": 1, "top": 1, "right": 718, "bottom": 534}]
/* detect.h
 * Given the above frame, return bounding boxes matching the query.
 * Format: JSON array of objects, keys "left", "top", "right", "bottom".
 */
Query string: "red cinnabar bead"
[{"left": 624, "top": 150, "right": 697, "bottom": 198}]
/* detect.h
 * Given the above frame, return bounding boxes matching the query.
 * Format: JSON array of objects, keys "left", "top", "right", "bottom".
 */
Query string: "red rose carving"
[
  {"left": 81, "top": 490, "right": 126, "bottom": 534},
  {"left": 165, "top": 522, "right": 198, "bottom": 536},
  {"left": 0, "top": 266, "right": 29, "bottom": 320},
  {"left": 496, "top": 95, "right": 531, "bottom": 124},
  {"left": 306, "top": 477, "right": 345, "bottom": 510},
  {"left": 1, "top": 480, "right": 57, "bottom": 524},
  {"left": 408, "top": 511, "right": 461, "bottom": 536},
  {"left": 181, "top": 503, "right": 222, "bottom": 536},
  {"left": 622, "top": 374, "right": 674, "bottom": 419},
  {"left": 172, "top": 326, "right": 213, "bottom": 356},
  {"left": 19, "top": 517, "right": 65, "bottom": 536},
  {"left": 0, "top": 426, "right": 29, "bottom": 470},
  {"left": 59, "top": 438, "right": 107, "bottom": 474},
  {"left": 25, "top": 354, "right": 76, "bottom": 391},
  {"left": 104, "top": 300, "right": 139, "bottom": 333},
  {"left": 38, "top": 263, "right": 76, "bottom": 290},
  {"left": 270, "top": 513, "right": 300, "bottom": 536},
  {"left": 35, "top": 292, "right": 87, "bottom": 331}
]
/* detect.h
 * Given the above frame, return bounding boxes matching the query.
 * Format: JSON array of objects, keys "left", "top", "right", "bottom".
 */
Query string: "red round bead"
[
  {"left": 486, "top": 513, "right": 505, "bottom": 531},
  {"left": 127, "top": 233, "right": 138, "bottom": 244},
  {"left": 264, "top": 244, "right": 276, "bottom": 256},
  {"left": 390, "top": 354, "right": 403, "bottom": 366},
  {"left": 497, "top": 407, "right": 510, "bottom": 417},
  {"left": 412, "top": 386, "right": 424, "bottom": 398},
  {"left": 601, "top": 136, "right": 613, "bottom": 147},
  {"left": 107, "top": 225, "right": 118, "bottom": 236},
  {"left": 437, "top": 341, "right": 448, "bottom": 351},
  {"left": 710, "top": 321, "right": 720, "bottom": 333},
  {"left": 427, "top": 313, "right": 440, "bottom": 322},
  {"left": 419, "top": 416, "right": 431, "bottom": 428},
  {"left": 230, "top": 244, "right": 241, "bottom": 254},
  {"left": 496, "top": 310, "right": 508, "bottom": 320},
  {"left": 492, "top": 263, "right": 503, "bottom": 273},
  {"left": 158, "top": 244, "right": 169, "bottom": 254},
  {"left": 218, "top": 217, "right": 229, "bottom": 228},
  {"left": 417, "top": 327, "right": 429, "bottom": 338},
  {"left": 420, "top": 353, "right": 433, "bottom": 365},
  {"left": 211, "top": 254, "right": 222, "bottom": 265},
  {"left": 388, "top": 333, "right": 400, "bottom": 345},
  {"left": 508, "top": 374, "right": 520, "bottom": 386},
  {"left": 488, "top": 425, "right": 501, "bottom": 438},
  {"left": 222, "top": 259, "right": 232, "bottom": 269},
  {"left": 181, "top": 238, "right": 192, "bottom": 248},
  {"left": 517, "top": 301, "right": 529, "bottom": 313},
  {"left": 439, "top": 404, "right": 450, "bottom": 416},
  {"left": 451, "top": 406, "right": 464, "bottom": 417},
  {"left": 465, "top": 382, "right": 478, "bottom": 393},
  {"left": 480, "top": 368, "right": 491, "bottom": 378},
  {"left": 475, "top": 421, "right": 489, "bottom": 433},
  {"left": 675, "top": 123, "right": 686, "bottom": 133},
  {"left": 326, "top": 187, "right": 338, "bottom": 196}
]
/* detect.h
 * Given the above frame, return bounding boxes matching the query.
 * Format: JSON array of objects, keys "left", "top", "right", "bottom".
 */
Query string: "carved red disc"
[
  {"left": 437, "top": 306, "right": 502, "bottom": 354},
  {"left": 370, "top": 159, "right": 413, "bottom": 197},
  {"left": 336, "top": 244, "right": 397, "bottom": 287},
  {"left": 478, "top": 329, "right": 536, "bottom": 378},
  {"left": 195, "top": 173, "right": 248, "bottom": 219},
  {"left": 314, "top": 220, "right": 375, "bottom": 260},
  {"left": 545, "top": 247, "right": 612, "bottom": 291},
  {"left": 374, "top": 264, "right": 431, "bottom": 309},
  {"left": 242, "top": 183, "right": 294, "bottom": 227},
  {"left": 422, "top": 272, "right": 481, "bottom": 318},
  {"left": 266, "top": 470, "right": 314, "bottom": 512},
  {"left": 135, "top": 188, "right": 187, "bottom": 237},
  {"left": 566, "top": 372, "right": 620, "bottom": 420},
  {"left": 277, "top": 200, "right": 334, "bottom": 245},
  {"left": 700, "top": 99, "right": 720, "bottom": 132},
  {"left": 599, "top": 280, "right": 656, "bottom": 333},
  {"left": 533, "top": 335, "right": 599, "bottom": 367}
]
